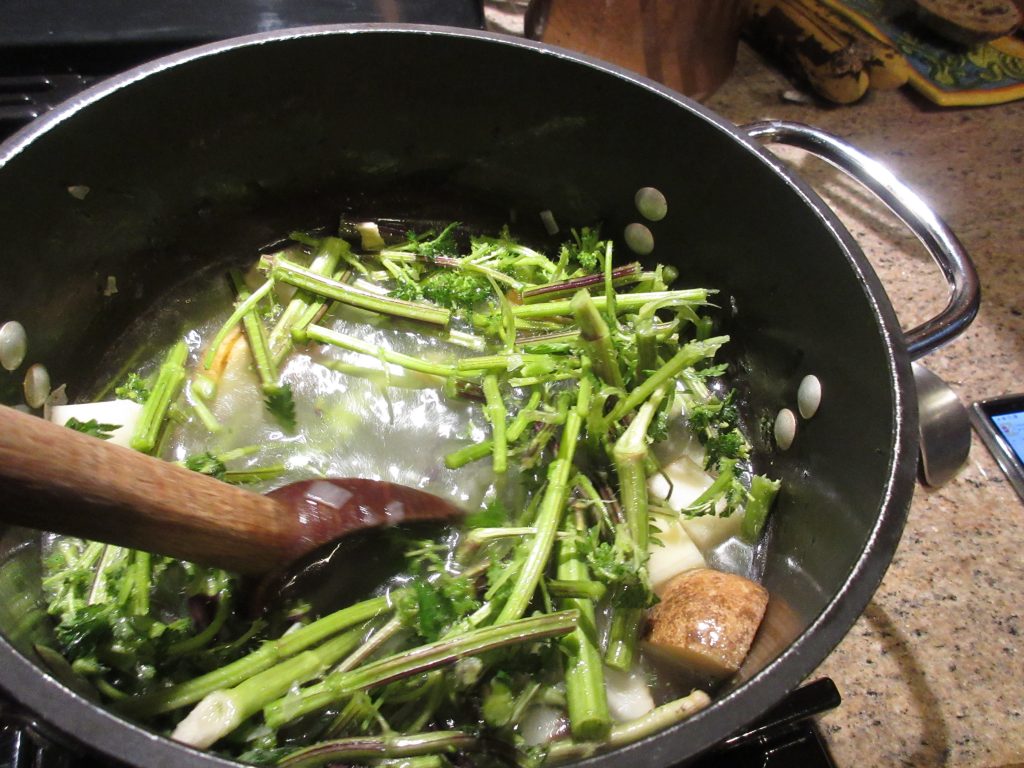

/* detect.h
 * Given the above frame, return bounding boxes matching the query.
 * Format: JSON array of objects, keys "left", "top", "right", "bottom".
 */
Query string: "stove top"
[
  {"left": 0, "top": 0, "right": 484, "bottom": 129},
  {"left": 1, "top": 678, "right": 839, "bottom": 767}
]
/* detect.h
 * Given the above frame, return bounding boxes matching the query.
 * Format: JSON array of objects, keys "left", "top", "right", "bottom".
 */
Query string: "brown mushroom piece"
[{"left": 644, "top": 568, "right": 769, "bottom": 678}]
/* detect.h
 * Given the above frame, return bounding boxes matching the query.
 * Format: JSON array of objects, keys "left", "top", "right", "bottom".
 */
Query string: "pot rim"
[{"left": 0, "top": 23, "right": 919, "bottom": 768}]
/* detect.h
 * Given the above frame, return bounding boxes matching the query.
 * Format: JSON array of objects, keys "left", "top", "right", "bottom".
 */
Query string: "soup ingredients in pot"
[{"left": 37, "top": 218, "right": 779, "bottom": 765}]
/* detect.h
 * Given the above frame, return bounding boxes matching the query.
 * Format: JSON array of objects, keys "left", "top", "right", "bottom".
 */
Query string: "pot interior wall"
[{"left": 0, "top": 28, "right": 911, "bottom": 764}]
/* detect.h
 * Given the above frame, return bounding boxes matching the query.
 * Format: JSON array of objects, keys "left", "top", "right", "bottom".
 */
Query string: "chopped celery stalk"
[
  {"left": 742, "top": 475, "right": 781, "bottom": 542},
  {"left": 130, "top": 340, "right": 188, "bottom": 453}
]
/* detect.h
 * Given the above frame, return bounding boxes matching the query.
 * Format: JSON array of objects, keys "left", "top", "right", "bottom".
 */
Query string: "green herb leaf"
[
  {"left": 704, "top": 428, "right": 749, "bottom": 468},
  {"left": 583, "top": 537, "right": 656, "bottom": 610},
  {"left": 115, "top": 373, "right": 150, "bottom": 404},
  {"left": 65, "top": 418, "right": 121, "bottom": 440},
  {"left": 397, "top": 544, "right": 480, "bottom": 642},
  {"left": 412, "top": 222, "right": 461, "bottom": 261},
  {"left": 420, "top": 270, "right": 491, "bottom": 312},
  {"left": 567, "top": 227, "right": 603, "bottom": 271},
  {"left": 465, "top": 500, "right": 509, "bottom": 529},
  {"left": 389, "top": 278, "right": 423, "bottom": 302},
  {"left": 265, "top": 384, "right": 297, "bottom": 431},
  {"left": 184, "top": 452, "right": 227, "bottom": 481}
]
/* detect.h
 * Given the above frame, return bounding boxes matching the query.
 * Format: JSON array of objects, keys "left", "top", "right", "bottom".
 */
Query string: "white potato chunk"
[
  {"left": 645, "top": 568, "right": 769, "bottom": 678},
  {"left": 650, "top": 454, "right": 745, "bottom": 558},
  {"left": 647, "top": 454, "right": 713, "bottom": 510},
  {"left": 49, "top": 400, "right": 144, "bottom": 449},
  {"left": 680, "top": 513, "right": 743, "bottom": 555},
  {"left": 648, "top": 515, "right": 706, "bottom": 596}
]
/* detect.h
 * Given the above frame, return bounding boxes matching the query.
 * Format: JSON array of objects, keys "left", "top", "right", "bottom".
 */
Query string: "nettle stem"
[
  {"left": 269, "top": 237, "right": 348, "bottom": 363},
  {"left": 230, "top": 270, "right": 279, "bottom": 393},
  {"left": 262, "top": 610, "right": 579, "bottom": 729},
  {"left": 606, "top": 387, "right": 665, "bottom": 671},
  {"left": 444, "top": 386, "right": 542, "bottom": 469},
  {"left": 131, "top": 340, "right": 188, "bottom": 453},
  {"left": 300, "top": 324, "right": 458, "bottom": 379},
  {"left": 606, "top": 336, "right": 727, "bottom": 424},
  {"left": 496, "top": 378, "right": 591, "bottom": 623},
  {"left": 130, "top": 595, "right": 391, "bottom": 717},
  {"left": 277, "top": 731, "right": 481, "bottom": 768},
  {"left": 545, "top": 689, "right": 712, "bottom": 763},
  {"left": 521, "top": 262, "right": 643, "bottom": 304},
  {"left": 558, "top": 512, "right": 611, "bottom": 740},
  {"left": 571, "top": 290, "right": 623, "bottom": 388},
  {"left": 173, "top": 625, "right": 369, "bottom": 749},
  {"left": 272, "top": 257, "right": 450, "bottom": 326},
  {"left": 510, "top": 289, "right": 709, "bottom": 321},
  {"left": 482, "top": 374, "right": 507, "bottom": 474}
]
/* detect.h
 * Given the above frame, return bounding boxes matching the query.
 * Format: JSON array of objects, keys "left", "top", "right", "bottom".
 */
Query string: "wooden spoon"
[{"left": 0, "top": 404, "right": 464, "bottom": 575}]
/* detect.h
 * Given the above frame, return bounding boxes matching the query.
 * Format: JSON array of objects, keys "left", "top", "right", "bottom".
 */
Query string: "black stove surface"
[
  {"left": 0, "top": 0, "right": 484, "bottom": 49},
  {"left": 0, "top": 0, "right": 484, "bottom": 128},
  {"left": 1, "top": 678, "right": 840, "bottom": 767}
]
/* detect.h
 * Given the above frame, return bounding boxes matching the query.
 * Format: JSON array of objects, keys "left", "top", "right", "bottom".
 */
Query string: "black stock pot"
[{"left": 0, "top": 26, "right": 978, "bottom": 768}]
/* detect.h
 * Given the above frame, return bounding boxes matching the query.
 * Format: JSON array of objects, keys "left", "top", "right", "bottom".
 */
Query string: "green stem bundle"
[
  {"left": 496, "top": 378, "right": 591, "bottom": 624},
  {"left": 129, "top": 595, "right": 391, "bottom": 716},
  {"left": 557, "top": 513, "right": 611, "bottom": 740},
  {"left": 263, "top": 610, "right": 579, "bottom": 729},
  {"left": 268, "top": 237, "right": 349, "bottom": 362},
  {"left": 173, "top": 625, "right": 369, "bottom": 748},
  {"left": 277, "top": 731, "right": 480, "bottom": 768},
  {"left": 272, "top": 257, "right": 451, "bottom": 326}
]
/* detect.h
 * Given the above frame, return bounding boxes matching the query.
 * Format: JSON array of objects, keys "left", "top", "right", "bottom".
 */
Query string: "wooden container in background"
[{"left": 525, "top": 0, "right": 752, "bottom": 101}]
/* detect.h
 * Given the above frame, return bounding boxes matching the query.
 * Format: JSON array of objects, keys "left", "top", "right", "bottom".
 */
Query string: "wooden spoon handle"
[{"left": 0, "top": 405, "right": 291, "bottom": 574}]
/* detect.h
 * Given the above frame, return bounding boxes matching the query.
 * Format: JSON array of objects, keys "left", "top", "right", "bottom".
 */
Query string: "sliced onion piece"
[
  {"left": 355, "top": 222, "right": 385, "bottom": 252},
  {"left": 604, "top": 664, "right": 655, "bottom": 722},
  {"left": 49, "top": 400, "right": 145, "bottom": 448},
  {"left": 520, "top": 705, "right": 568, "bottom": 747}
]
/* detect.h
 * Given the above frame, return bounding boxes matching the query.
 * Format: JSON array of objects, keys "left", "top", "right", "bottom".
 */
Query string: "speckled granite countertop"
[
  {"left": 705, "top": 44, "right": 1024, "bottom": 768},
  {"left": 487, "top": 4, "right": 1024, "bottom": 763}
]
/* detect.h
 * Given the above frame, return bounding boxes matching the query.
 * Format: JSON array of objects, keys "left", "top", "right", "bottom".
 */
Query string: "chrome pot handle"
[{"left": 742, "top": 120, "right": 980, "bottom": 361}]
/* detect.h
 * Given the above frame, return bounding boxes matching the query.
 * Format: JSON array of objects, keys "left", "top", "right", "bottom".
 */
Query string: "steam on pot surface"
[{"left": 30, "top": 212, "right": 780, "bottom": 765}]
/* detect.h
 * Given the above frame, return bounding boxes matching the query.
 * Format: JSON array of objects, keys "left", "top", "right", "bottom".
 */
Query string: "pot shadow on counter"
[{"left": 819, "top": 600, "right": 951, "bottom": 766}]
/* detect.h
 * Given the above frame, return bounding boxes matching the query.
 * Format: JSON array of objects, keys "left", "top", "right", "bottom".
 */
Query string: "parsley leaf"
[
  {"left": 397, "top": 541, "right": 480, "bottom": 642},
  {"left": 704, "top": 428, "right": 748, "bottom": 467},
  {"left": 582, "top": 533, "right": 657, "bottom": 610},
  {"left": 64, "top": 418, "right": 121, "bottom": 440},
  {"left": 389, "top": 278, "right": 423, "bottom": 302},
  {"left": 419, "top": 270, "right": 491, "bottom": 312},
  {"left": 184, "top": 452, "right": 227, "bottom": 481},
  {"left": 465, "top": 499, "right": 509, "bottom": 529},
  {"left": 115, "top": 373, "right": 150, "bottom": 404},
  {"left": 398, "top": 573, "right": 479, "bottom": 642},
  {"left": 264, "top": 384, "right": 297, "bottom": 431},
  {"left": 567, "top": 227, "right": 604, "bottom": 271},
  {"left": 412, "top": 222, "right": 461, "bottom": 261}
]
